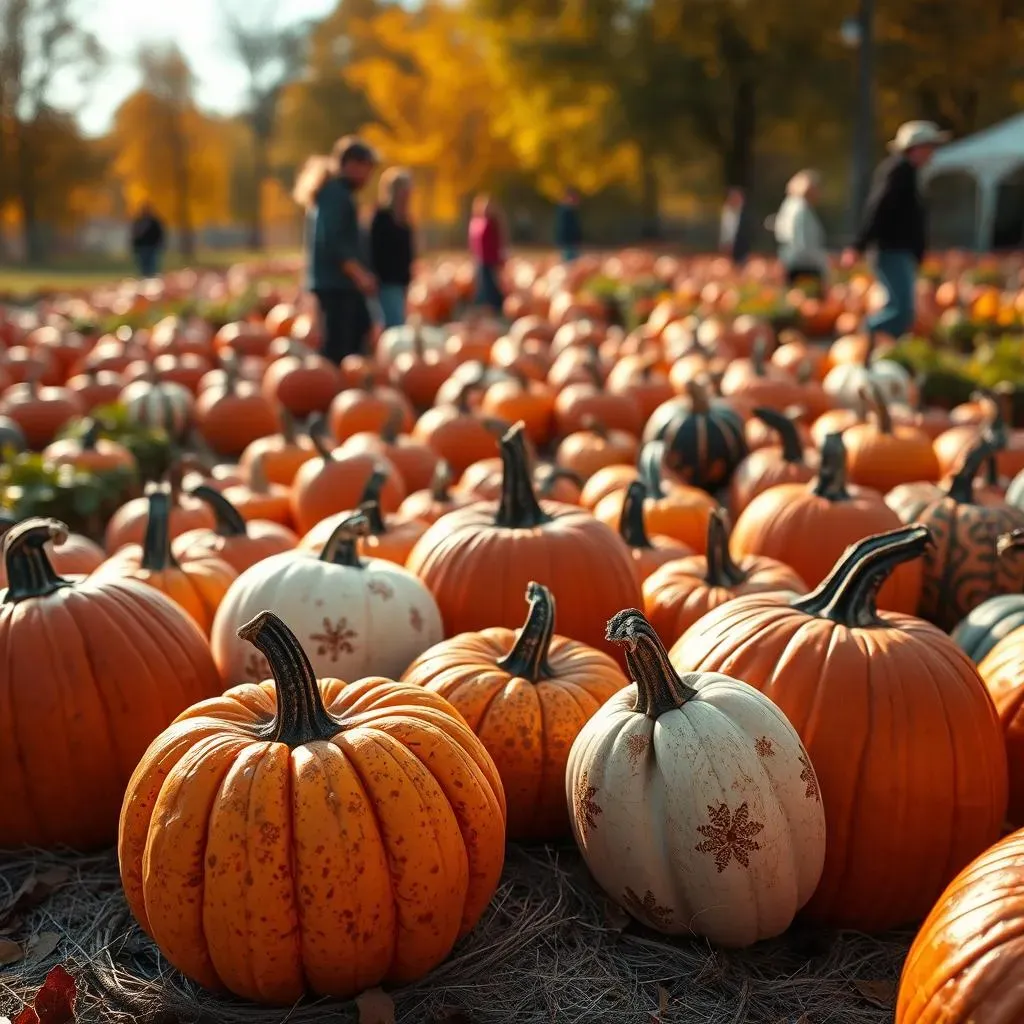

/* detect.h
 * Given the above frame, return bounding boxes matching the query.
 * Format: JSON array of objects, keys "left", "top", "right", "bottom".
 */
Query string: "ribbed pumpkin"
[
  {"left": 731, "top": 432, "right": 922, "bottom": 613},
  {"left": 238, "top": 411, "right": 316, "bottom": 486},
  {"left": 615, "top": 480, "right": 693, "bottom": 583},
  {"left": 888, "top": 439, "right": 1024, "bottom": 632},
  {"left": 403, "top": 581, "right": 627, "bottom": 841},
  {"left": 396, "top": 461, "right": 476, "bottom": 524},
  {"left": 406, "top": 422, "right": 642, "bottom": 661},
  {"left": 118, "top": 610, "right": 506, "bottom": 1004},
  {"left": 555, "top": 417, "right": 639, "bottom": 482},
  {"left": 195, "top": 359, "right": 280, "bottom": 457},
  {"left": 952, "top": 529, "right": 1024, "bottom": 663},
  {"left": 671, "top": 525, "right": 1008, "bottom": 932},
  {"left": 0, "top": 514, "right": 104, "bottom": 586},
  {"left": 896, "top": 828, "right": 1024, "bottom": 1024},
  {"left": 642, "top": 509, "right": 807, "bottom": 646},
  {"left": 1, "top": 519, "right": 220, "bottom": 850}
]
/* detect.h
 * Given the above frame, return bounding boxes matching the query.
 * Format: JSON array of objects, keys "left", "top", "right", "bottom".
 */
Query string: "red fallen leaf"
[{"left": 12, "top": 965, "right": 77, "bottom": 1024}]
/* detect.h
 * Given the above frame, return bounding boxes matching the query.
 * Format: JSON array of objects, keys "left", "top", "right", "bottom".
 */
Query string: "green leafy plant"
[{"left": 57, "top": 403, "right": 175, "bottom": 482}]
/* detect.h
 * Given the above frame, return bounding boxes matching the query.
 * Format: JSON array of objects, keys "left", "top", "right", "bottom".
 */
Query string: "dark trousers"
[
  {"left": 314, "top": 289, "right": 372, "bottom": 365},
  {"left": 134, "top": 246, "right": 160, "bottom": 278},
  {"left": 474, "top": 263, "right": 504, "bottom": 312}
]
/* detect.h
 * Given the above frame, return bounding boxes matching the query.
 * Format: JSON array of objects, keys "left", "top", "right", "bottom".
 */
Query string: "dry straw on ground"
[{"left": 0, "top": 844, "right": 911, "bottom": 1024}]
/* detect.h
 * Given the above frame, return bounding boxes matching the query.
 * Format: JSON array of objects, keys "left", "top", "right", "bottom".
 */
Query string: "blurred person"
[
  {"left": 469, "top": 194, "right": 505, "bottom": 312},
  {"left": 370, "top": 167, "right": 415, "bottom": 329},
  {"left": 720, "top": 187, "right": 752, "bottom": 266},
  {"left": 294, "top": 135, "right": 378, "bottom": 364},
  {"left": 771, "top": 169, "right": 829, "bottom": 287},
  {"left": 843, "top": 120, "right": 951, "bottom": 340},
  {"left": 555, "top": 187, "right": 583, "bottom": 262},
  {"left": 130, "top": 203, "right": 166, "bottom": 279}
]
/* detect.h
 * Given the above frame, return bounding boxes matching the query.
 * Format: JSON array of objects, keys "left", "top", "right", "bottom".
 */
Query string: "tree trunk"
[
  {"left": 639, "top": 155, "right": 660, "bottom": 239},
  {"left": 15, "top": 120, "right": 44, "bottom": 264},
  {"left": 723, "top": 77, "right": 757, "bottom": 190},
  {"left": 248, "top": 128, "right": 268, "bottom": 251},
  {"left": 168, "top": 112, "right": 194, "bottom": 259}
]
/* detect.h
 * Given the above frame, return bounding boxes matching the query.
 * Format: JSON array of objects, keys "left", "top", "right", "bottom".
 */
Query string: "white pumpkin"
[
  {"left": 376, "top": 321, "right": 450, "bottom": 362},
  {"left": 566, "top": 609, "right": 825, "bottom": 948},
  {"left": 822, "top": 358, "right": 914, "bottom": 410},
  {"left": 119, "top": 377, "right": 194, "bottom": 440},
  {"left": 210, "top": 510, "right": 443, "bottom": 687}
]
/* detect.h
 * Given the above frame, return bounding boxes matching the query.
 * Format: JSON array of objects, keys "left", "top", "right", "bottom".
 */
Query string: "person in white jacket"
[{"left": 769, "top": 170, "right": 829, "bottom": 286}]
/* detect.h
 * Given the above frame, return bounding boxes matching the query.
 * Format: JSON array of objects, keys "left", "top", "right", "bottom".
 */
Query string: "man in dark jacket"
[
  {"left": 844, "top": 120, "right": 951, "bottom": 340},
  {"left": 130, "top": 204, "right": 166, "bottom": 278},
  {"left": 720, "top": 188, "right": 753, "bottom": 266},
  {"left": 554, "top": 188, "right": 582, "bottom": 262}
]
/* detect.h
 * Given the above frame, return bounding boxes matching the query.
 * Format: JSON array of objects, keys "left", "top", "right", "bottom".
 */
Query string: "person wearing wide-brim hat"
[{"left": 842, "top": 120, "right": 951, "bottom": 341}]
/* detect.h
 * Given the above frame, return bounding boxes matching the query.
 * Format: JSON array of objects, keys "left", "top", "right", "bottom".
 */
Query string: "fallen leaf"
[
  {"left": 853, "top": 979, "right": 897, "bottom": 1008},
  {"left": 356, "top": 987, "right": 395, "bottom": 1024},
  {"left": 0, "top": 868, "right": 72, "bottom": 928},
  {"left": 0, "top": 938, "right": 23, "bottom": 965},
  {"left": 31, "top": 965, "right": 77, "bottom": 1024},
  {"left": 27, "top": 932, "right": 60, "bottom": 964}
]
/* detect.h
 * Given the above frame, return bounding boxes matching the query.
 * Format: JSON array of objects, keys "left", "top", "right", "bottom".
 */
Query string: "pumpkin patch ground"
[{"left": 10, "top": 249, "right": 1024, "bottom": 1023}]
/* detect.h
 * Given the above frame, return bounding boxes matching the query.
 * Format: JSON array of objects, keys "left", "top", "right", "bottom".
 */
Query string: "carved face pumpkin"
[
  {"left": 210, "top": 511, "right": 443, "bottom": 687},
  {"left": 565, "top": 609, "right": 825, "bottom": 948}
]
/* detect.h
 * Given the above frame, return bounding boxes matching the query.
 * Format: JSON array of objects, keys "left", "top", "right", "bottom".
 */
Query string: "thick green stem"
[
  {"left": 140, "top": 489, "right": 179, "bottom": 571},
  {"left": 704, "top": 509, "right": 747, "bottom": 586},
  {"left": 240, "top": 611, "right": 340, "bottom": 745},
  {"left": 319, "top": 511, "right": 368, "bottom": 567},
  {"left": 812, "top": 433, "right": 852, "bottom": 501},
  {"left": 190, "top": 485, "right": 248, "bottom": 538},
  {"left": 81, "top": 419, "right": 101, "bottom": 451},
  {"left": 496, "top": 581, "right": 555, "bottom": 680},
  {"left": 618, "top": 480, "right": 653, "bottom": 549},
  {"left": 2, "top": 519, "right": 74, "bottom": 603},
  {"left": 636, "top": 441, "right": 668, "bottom": 499},
  {"left": 946, "top": 439, "right": 996, "bottom": 504},
  {"left": 791, "top": 524, "right": 933, "bottom": 627},
  {"left": 494, "top": 422, "right": 551, "bottom": 528},
  {"left": 606, "top": 609, "right": 698, "bottom": 717},
  {"left": 753, "top": 408, "right": 805, "bottom": 464}
]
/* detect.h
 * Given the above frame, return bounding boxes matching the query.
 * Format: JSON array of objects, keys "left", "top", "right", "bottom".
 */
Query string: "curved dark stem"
[
  {"left": 279, "top": 409, "right": 298, "bottom": 445},
  {"left": 190, "top": 485, "right": 248, "bottom": 537},
  {"left": 81, "top": 419, "right": 101, "bottom": 451},
  {"left": 358, "top": 467, "right": 390, "bottom": 533},
  {"left": 606, "top": 609, "right": 698, "bottom": 717},
  {"left": 946, "top": 438, "right": 996, "bottom": 504},
  {"left": 618, "top": 480, "right": 653, "bottom": 549},
  {"left": 636, "top": 441, "right": 667, "bottom": 498},
  {"left": 359, "top": 500, "right": 387, "bottom": 535},
  {"left": 140, "top": 488, "right": 179, "bottom": 571},
  {"left": 537, "top": 466, "right": 583, "bottom": 498},
  {"left": 2, "top": 519, "right": 73, "bottom": 603},
  {"left": 430, "top": 460, "right": 452, "bottom": 501},
  {"left": 580, "top": 415, "right": 607, "bottom": 439},
  {"left": 496, "top": 581, "right": 555, "bottom": 681},
  {"left": 319, "top": 511, "right": 368, "bottom": 567},
  {"left": 494, "top": 422, "right": 551, "bottom": 528},
  {"left": 811, "top": 433, "right": 851, "bottom": 501},
  {"left": 380, "top": 404, "right": 403, "bottom": 444},
  {"left": 753, "top": 408, "right": 805, "bottom": 464},
  {"left": 241, "top": 612, "right": 340, "bottom": 745},
  {"left": 791, "top": 524, "right": 933, "bottom": 627},
  {"left": 863, "top": 332, "right": 876, "bottom": 368},
  {"left": 862, "top": 383, "right": 893, "bottom": 435},
  {"left": 307, "top": 415, "right": 334, "bottom": 461},
  {"left": 998, "top": 529, "right": 1024, "bottom": 560},
  {"left": 704, "top": 509, "right": 747, "bottom": 586}
]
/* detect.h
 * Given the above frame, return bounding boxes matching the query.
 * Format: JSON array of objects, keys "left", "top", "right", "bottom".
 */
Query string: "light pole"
[{"left": 842, "top": 0, "right": 876, "bottom": 240}]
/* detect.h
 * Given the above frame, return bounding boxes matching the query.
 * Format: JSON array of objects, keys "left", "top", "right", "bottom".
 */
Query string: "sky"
[{"left": 65, "top": 0, "right": 338, "bottom": 136}]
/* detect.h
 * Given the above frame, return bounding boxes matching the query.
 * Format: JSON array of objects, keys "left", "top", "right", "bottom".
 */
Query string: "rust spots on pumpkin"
[
  {"left": 309, "top": 616, "right": 358, "bottom": 660},
  {"left": 573, "top": 772, "right": 602, "bottom": 839},
  {"left": 626, "top": 734, "right": 649, "bottom": 769},
  {"left": 259, "top": 821, "right": 280, "bottom": 844},
  {"left": 621, "top": 887, "right": 673, "bottom": 929},
  {"left": 368, "top": 579, "right": 394, "bottom": 601},
  {"left": 409, "top": 606, "right": 424, "bottom": 632},
  {"left": 799, "top": 753, "right": 820, "bottom": 801},
  {"left": 754, "top": 736, "right": 775, "bottom": 758},
  {"left": 694, "top": 801, "right": 765, "bottom": 873}
]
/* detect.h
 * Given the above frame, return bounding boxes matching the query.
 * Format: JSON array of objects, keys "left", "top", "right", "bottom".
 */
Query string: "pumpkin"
[
  {"left": 552, "top": 380, "right": 643, "bottom": 440},
  {"left": 565, "top": 608, "right": 825, "bottom": 946},
  {"left": 604, "top": 354, "right": 674, "bottom": 422},
  {"left": 555, "top": 417, "right": 638, "bottom": 482},
  {"left": 342, "top": 405, "right": 440, "bottom": 493},
  {"left": 718, "top": 339, "right": 803, "bottom": 411},
  {"left": 403, "top": 581, "right": 627, "bottom": 840},
  {"left": 96, "top": 488, "right": 237, "bottom": 635},
  {"left": 842, "top": 384, "right": 940, "bottom": 493},
  {"left": 0, "top": 377, "right": 82, "bottom": 449},
  {"left": 615, "top": 480, "right": 693, "bottom": 583},
  {"left": 238, "top": 410, "right": 316, "bottom": 487},
  {"left": 261, "top": 349, "right": 341, "bottom": 417},
  {"left": 118, "top": 609, "right": 506, "bottom": 1004},
  {"left": 0, "top": 515, "right": 104, "bottom": 587},
  {"left": 42, "top": 418, "right": 136, "bottom": 475},
  {"left": 388, "top": 322, "right": 457, "bottom": 408},
  {"left": 888, "top": 439, "right": 1024, "bottom": 632},
  {"left": 671, "top": 525, "right": 1009, "bottom": 931},
  {"left": 594, "top": 442, "right": 718, "bottom": 551},
  {"left": 211, "top": 511, "right": 443, "bottom": 686},
  {"left": 289, "top": 416, "right": 406, "bottom": 534},
  {"left": 222, "top": 458, "right": 294, "bottom": 526},
  {"left": 642, "top": 509, "right": 807, "bottom": 646},
  {"left": 105, "top": 465, "right": 216, "bottom": 552},
  {"left": 731, "top": 432, "right": 922, "bottom": 613},
  {"left": 0, "top": 518, "right": 220, "bottom": 849},
  {"left": 194, "top": 360, "right": 280, "bottom": 458},
  {"left": 644, "top": 379, "right": 748, "bottom": 493},
  {"left": 412, "top": 382, "right": 501, "bottom": 476},
  {"left": 396, "top": 461, "right": 475, "bottom": 524},
  {"left": 728, "top": 408, "right": 819, "bottom": 517},
  {"left": 406, "top": 422, "right": 642, "bottom": 661},
  {"left": 821, "top": 334, "right": 915, "bottom": 409},
  {"left": 119, "top": 375, "right": 194, "bottom": 440},
  {"left": 173, "top": 485, "right": 297, "bottom": 573},
  {"left": 952, "top": 529, "right": 1024, "bottom": 663},
  {"left": 327, "top": 377, "right": 414, "bottom": 441},
  {"left": 935, "top": 388, "right": 1024, "bottom": 482}
]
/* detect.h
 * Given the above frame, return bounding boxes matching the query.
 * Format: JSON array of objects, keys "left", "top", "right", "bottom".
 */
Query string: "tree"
[
  {"left": 0, "top": 0, "right": 103, "bottom": 261},
  {"left": 221, "top": 0, "right": 308, "bottom": 249},
  {"left": 110, "top": 46, "right": 231, "bottom": 257}
]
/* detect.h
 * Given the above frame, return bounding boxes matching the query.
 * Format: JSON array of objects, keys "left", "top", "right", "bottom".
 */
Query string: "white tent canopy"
[{"left": 921, "top": 114, "right": 1024, "bottom": 249}]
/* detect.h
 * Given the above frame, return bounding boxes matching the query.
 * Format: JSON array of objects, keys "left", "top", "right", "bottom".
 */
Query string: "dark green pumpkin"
[{"left": 952, "top": 529, "right": 1024, "bottom": 662}]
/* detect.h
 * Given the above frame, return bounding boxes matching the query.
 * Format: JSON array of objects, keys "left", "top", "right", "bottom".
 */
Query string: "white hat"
[{"left": 888, "top": 120, "right": 952, "bottom": 152}]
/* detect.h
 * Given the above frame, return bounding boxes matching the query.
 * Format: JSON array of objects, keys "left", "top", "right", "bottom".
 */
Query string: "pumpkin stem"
[
  {"left": 140, "top": 488, "right": 179, "bottom": 571},
  {"left": 358, "top": 467, "right": 389, "bottom": 533},
  {"left": 380, "top": 404, "right": 403, "bottom": 445},
  {"left": 862, "top": 332, "right": 876, "bottom": 369},
  {"left": 636, "top": 441, "right": 667, "bottom": 498},
  {"left": 537, "top": 466, "right": 582, "bottom": 500},
  {"left": 811, "top": 433, "right": 851, "bottom": 501},
  {"left": 430, "top": 460, "right": 452, "bottom": 501},
  {"left": 861, "top": 383, "right": 893, "bottom": 435},
  {"left": 2, "top": 518, "right": 73, "bottom": 603},
  {"left": 684, "top": 378, "right": 710, "bottom": 415},
  {"left": 946, "top": 438, "right": 996, "bottom": 504},
  {"left": 580, "top": 414, "right": 607, "bottom": 439},
  {"left": 750, "top": 337, "right": 767, "bottom": 377},
  {"left": 998, "top": 529, "right": 1024, "bottom": 559},
  {"left": 247, "top": 453, "right": 272, "bottom": 495},
  {"left": 753, "top": 408, "right": 804, "bottom": 464},
  {"left": 618, "top": 480, "right": 653, "bottom": 549},
  {"left": 496, "top": 581, "right": 556, "bottom": 680},
  {"left": 279, "top": 408, "right": 298, "bottom": 445},
  {"left": 494, "top": 422, "right": 551, "bottom": 528},
  {"left": 791, "top": 524, "right": 933, "bottom": 627},
  {"left": 81, "top": 418, "right": 101, "bottom": 451},
  {"left": 240, "top": 611, "right": 340, "bottom": 746},
  {"left": 319, "top": 511, "right": 369, "bottom": 567},
  {"left": 190, "top": 485, "right": 247, "bottom": 538},
  {"left": 606, "top": 608, "right": 698, "bottom": 717},
  {"left": 307, "top": 415, "right": 334, "bottom": 461},
  {"left": 704, "top": 509, "right": 747, "bottom": 586}
]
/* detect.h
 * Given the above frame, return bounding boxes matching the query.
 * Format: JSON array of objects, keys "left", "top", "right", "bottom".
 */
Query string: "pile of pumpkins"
[{"left": 7, "top": 296, "right": 1024, "bottom": 1024}]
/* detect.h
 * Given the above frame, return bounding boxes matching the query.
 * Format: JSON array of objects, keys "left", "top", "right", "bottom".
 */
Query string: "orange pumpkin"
[
  {"left": 555, "top": 417, "right": 638, "bottom": 482},
  {"left": 194, "top": 360, "right": 280, "bottom": 458},
  {"left": 412, "top": 383, "right": 501, "bottom": 475},
  {"left": 328, "top": 377, "right": 414, "bottom": 441},
  {"left": 0, "top": 377, "right": 82, "bottom": 449},
  {"left": 261, "top": 350, "right": 341, "bottom": 418},
  {"left": 96, "top": 488, "right": 237, "bottom": 634},
  {"left": 0, "top": 515, "right": 104, "bottom": 586},
  {"left": 118, "top": 610, "right": 506, "bottom": 1003},
  {"left": 403, "top": 581, "right": 627, "bottom": 840},
  {"left": 42, "top": 419, "right": 136, "bottom": 475},
  {"left": 222, "top": 457, "right": 294, "bottom": 526},
  {"left": 672, "top": 525, "right": 1008, "bottom": 932},
  {"left": 238, "top": 410, "right": 316, "bottom": 487},
  {"left": 615, "top": 479, "right": 693, "bottom": 583},
  {"left": 342, "top": 405, "right": 440, "bottom": 493},
  {"left": 396, "top": 461, "right": 476, "bottom": 524}
]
